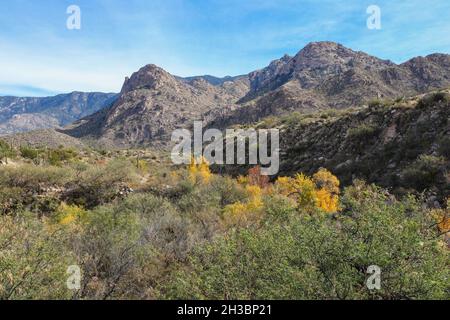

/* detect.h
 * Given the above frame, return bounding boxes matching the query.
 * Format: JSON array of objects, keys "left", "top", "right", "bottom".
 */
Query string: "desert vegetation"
[{"left": 0, "top": 140, "right": 448, "bottom": 300}]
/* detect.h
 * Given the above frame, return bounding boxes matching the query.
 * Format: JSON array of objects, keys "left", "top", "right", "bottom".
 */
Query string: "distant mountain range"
[
  {"left": 0, "top": 92, "right": 117, "bottom": 135},
  {"left": 61, "top": 41, "right": 450, "bottom": 147},
  {"left": 2, "top": 41, "right": 450, "bottom": 147}
]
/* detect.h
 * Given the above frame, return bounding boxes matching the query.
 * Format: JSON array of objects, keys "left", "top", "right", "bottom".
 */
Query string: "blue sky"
[{"left": 1, "top": 0, "right": 450, "bottom": 96}]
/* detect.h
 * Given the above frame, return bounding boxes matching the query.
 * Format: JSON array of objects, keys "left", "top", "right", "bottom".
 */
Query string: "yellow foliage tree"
[
  {"left": 435, "top": 198, "right": 450, "bottom": 234},
  {"left": 315, "top": 188, "right": 340, "bottom": 213},
  {"left": 56, "top": 203, "right": 87, "bottom": 226},
  {"left": 276, "top": 174, "right": 318, "bottom": 210},
  {"left": 275, "top": 169, "right": 340, "bottom": 213},
  {"left": 188, "top": 155, "right": 212, "bottom": 183},
  {"left": 313, "top": 168, "right": 340, "bottom": 213},
  {"left": 223, "top": 185, "right": 264, "bottom": 226},
  {"left": 313, "top": 168, "right": 340, "bottom": 195}
]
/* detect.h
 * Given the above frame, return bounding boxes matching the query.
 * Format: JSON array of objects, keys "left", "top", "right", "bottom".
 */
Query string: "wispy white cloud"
[{"left": 1, "top": 0, "right": 449, "bottom": 96}]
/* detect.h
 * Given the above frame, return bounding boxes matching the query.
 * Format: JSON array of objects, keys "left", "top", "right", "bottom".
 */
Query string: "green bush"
[
  {"left": 48, "top": 148, "right": 78, "bottom": 165},
  {"left": 0, "top": 164, "right": 74, "bottom": 189},
  {"left": 176, "top": 175, "right": 246, "bottom": 214},
  {"left": 438, "top": 136, "right": 450, "bottom": 159},
  {"left": 0, "top": 212, "right": 73, "bottom": 299},
  {"left": 0, "top": 187, "right": 26, "bottom": 215},
  {"left": 160, "top": 182, "right": 449, "bottom": 300},
  {"left": 368, "top": 99, "right": 384, "bottom": 109},
  {"left": 0, "top": 139, "right": 16, "bottom": 163},
  {"left": 401, "top": 155, "right": 447, "bottom": 191},
  {"left": 20, "top": 146, "right": 41, "bottom": 160},
  {"left": 417, "top": 92, "right": 450, "bottom": 109},
  {"left": 63, "top": 159, "right": 138, "bottom": 208},
  {"left": 347, "top": 124, "right": 380, "bottom": 142}
]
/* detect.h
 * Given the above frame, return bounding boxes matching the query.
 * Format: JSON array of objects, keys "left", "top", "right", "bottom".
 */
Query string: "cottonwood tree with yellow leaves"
[
  {"left": 275, "top": 168, "right": 340, "bottom": 213},
  {"left": 188, "top": 156, "right": 212, "bottom": 184}
]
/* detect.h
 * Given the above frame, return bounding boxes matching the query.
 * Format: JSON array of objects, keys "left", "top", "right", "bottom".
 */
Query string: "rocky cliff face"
[
  {"left": 63, "top": 41, "right": 450, "bottom": 147},
  {"left": 277, "top": 91, "right": 450, "bottom": 201},
  {"left": 211, "top": 90, "right": 449, "bottom": 201},
  {"left": 211, "top": 42, "right": 450, "bottom": 127},
  {"left": 0, "top": 92, "right": 117, "bottom": 135},
  {"left": 64, "top": 64, "right": 249, "bottom": 147}
]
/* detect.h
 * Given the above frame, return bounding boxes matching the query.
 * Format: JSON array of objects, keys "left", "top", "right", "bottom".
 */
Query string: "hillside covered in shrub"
[
  {"left": 0, "top": 143, "right": 448, "bottom": 300},
  {"left": 266, "top": 91, "right": 450, "bottom": 203}
]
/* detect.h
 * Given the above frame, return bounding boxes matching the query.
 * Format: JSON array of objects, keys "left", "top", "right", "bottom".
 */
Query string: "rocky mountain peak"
[
  {"left": 121, "top": 64, "right": 178, "bottom": 94},
  {"left": 292, "top": 41, "right": 354, "bottom": 66},
  {"left": 61, "top": 42, "right": 450, "bottom": 147}
]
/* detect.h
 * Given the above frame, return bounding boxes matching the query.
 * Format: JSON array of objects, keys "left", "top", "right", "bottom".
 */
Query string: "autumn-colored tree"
[
  {"left": 315, "top": 188, "right": 339, "bottom": 213},
  {"left": 313, "top": 168, "right": 340, "bottom": 195},
  {"left": 223, "top": 185, "right": 264, "bottom": 227},
  {"left": 313, "top": 168, "right": 340, "bottom": 213},
  {"left": 275, "top": 174, "right": 318, "bottom": 210},
  {"left": 56, "top": 202, "right": 87, "bottom": 227},
  {"left": 188, "top": 156, "right": 212, "bottom": 183},
  {"left": 247, "top": 166, "right": 270, "bottom": 188},
  {"left": 275, "top": 169, "right": 340, "bottom": 213},
  {"left": 434, "top": 198, "right": 450, "bottom": 235}
]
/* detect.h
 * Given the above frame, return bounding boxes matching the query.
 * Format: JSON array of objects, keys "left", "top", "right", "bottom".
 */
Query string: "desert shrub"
[
  {"left": 417, "top": 92, "right": 450, "bottom": 109},
  {"left": 67, "top": 193, "right": 196, "bottom": 299},
  {"left": 63, "top": 159, "right": 138, "bottom": 208},
  {"left": 347, "top": 124, "right": 380, "bottom": 142},
  {"left": 176, "top": 175, "right": 246, "bottom": 214},
  {"left": 175, "top": 175, "right": 247, "bottom": 236},
  {"left": 0, "top": 212, "right": 73, "bottom": 299},
  {"left": 19, "top": 146, "right": 41, "bottom": 161},
  {"left": 257, "top": 116, "right": 280, "bottom": 129},
  {"left": 47, "top": 148, "right": 78, "bottom": 166},
  {"left": 275, "top": 169, "right": 340, "bottom": 213},
  {"left": 68, "top": 204, "right": 153, "bottom": 299},
  {"left": 18, "top": 146, "right": 78, "bottom": 165},
  {"left": 263, "top": 194, "right": 296, "bottom": 221},
  {"left": 161, "top": 183, "right": 449, "bottom": 300},
  {"left": 281, "top": 111, "right": 305, "bottom": 126},
  {"left": 368, "top": 99, "right": 384, "bottom": 109},
  {"left": 29, "top": 195, "right": 61, "bottom": 216},
  {"left": 319, "top": 109, "right": 339, "bottom": 119},
  {"left": 438, "top": 136, "right": 450, "bottom": 159},
  {"left": 0, "top": 164, "right": 74, "bottom": 189},
  {"left": 135, "top": 159, "right": 149, "bottom": 174},
  {"left": 119, "top": 193, "right": 191, "bottom": 259},
  {"left": 0, "top": 187, "right": 26, "bottom": 215},
  {"left": 395, "top": 96, "right": 405, "bottom": 103},
  {"left": 0, "top": 139, "right": 16, "bottom": 164},
  {"left": 401, "top": 155, "right": 447, "bottom": 191}
]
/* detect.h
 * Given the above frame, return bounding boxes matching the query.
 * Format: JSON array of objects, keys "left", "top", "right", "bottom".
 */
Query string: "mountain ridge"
[
  {"left": 4, "top": 41, "right": 450, "bottom": 147},
  {"left": 0, "top": 91, "right": 117, "bottom": 135}
]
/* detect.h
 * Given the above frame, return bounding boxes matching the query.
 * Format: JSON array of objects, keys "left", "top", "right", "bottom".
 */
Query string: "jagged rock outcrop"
[
  {"left": 212, "top": 42, "right": 450, "bottom": 127},
  {"left": 63, "top": 41, "right": 450, "bottom": 147},
  {"left": 64, "top": 64, "right": 249, "bottom": 147}
]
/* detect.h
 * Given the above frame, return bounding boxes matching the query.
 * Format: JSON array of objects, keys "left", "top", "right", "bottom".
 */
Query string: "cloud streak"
[{"left": 1, "top": 0, "right": 449, "bottom": 96}]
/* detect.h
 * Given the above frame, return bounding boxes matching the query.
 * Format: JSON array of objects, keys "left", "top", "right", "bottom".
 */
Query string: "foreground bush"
[
  {"left": 0, "top": 212, "right": 73, "bottom": 299},
  {"left": 401, "top": 154, "right": 447, "bottom": 191},
  {"left": 160, "top": 182, "right": 449, "bottom": 300},
  {"left": 1, "top": 159, "right": 448, "bottom": 300}
]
